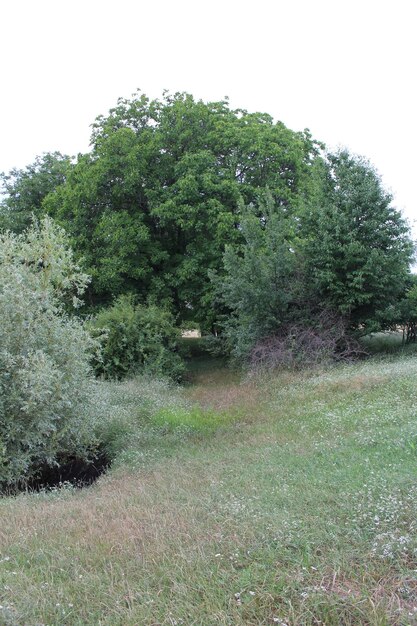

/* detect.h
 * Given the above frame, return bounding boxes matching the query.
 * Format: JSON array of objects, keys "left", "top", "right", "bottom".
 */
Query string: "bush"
[
  {"left": 0, "top": 218, "right": 99, "bottom": 489},
  {"left": 90, "top": 296, "right": 185, "bottom": 380},
  {"left": 250, "top": 311, "right": 368, "bottom": 372}
]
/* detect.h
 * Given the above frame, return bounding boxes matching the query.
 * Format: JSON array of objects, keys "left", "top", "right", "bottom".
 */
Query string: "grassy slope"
[{"left": 1, "top": 351, "right": 417, "bottom": 625}]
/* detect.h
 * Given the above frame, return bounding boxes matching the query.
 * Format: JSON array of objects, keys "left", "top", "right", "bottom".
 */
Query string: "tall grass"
[
  {"left": 1, "top": 354, "right": 417, "bottom": 624},
  {"left": 360, "top": 330, "right": 417, "bottom": 355}
]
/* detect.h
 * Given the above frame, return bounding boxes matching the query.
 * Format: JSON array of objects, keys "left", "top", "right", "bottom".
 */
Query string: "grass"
[
  {"left": 1, "top": 351, "right": 417, "bottom": 624},
  {"left": 360, "top": 330, "right": 417, "bottom": 356}
]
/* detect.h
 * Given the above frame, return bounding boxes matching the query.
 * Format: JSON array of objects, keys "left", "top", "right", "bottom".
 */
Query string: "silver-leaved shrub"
[{"left": 0, "top": 217, "right": 99, "bottom": 488}]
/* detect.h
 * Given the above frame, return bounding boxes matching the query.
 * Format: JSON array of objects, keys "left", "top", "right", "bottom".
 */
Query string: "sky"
[{"left": 1, "top": 0, "right": 416, "bottom": 229}]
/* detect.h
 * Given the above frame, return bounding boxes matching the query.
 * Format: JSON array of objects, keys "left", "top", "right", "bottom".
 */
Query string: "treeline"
[
  {"left": 1, "top": 91, "right": 416, "bottom": 488},
  {"left": 1, "top": 91, "right": 416, "bottom": 361}
]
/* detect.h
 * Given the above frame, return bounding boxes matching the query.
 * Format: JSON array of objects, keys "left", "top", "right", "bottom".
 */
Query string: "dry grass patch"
[{"left": 186, "top": 379, "right": 262, "bottom": 413}]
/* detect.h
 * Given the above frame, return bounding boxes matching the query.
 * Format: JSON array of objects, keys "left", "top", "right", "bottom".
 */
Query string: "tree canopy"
[
  {"left": 218, "top": 153, "right": 414, "bottom": 363},
  {"left": 41, "top": 91, "right": 319, "bottom": 326},
  {"left": 303, "top": 151, "right": 413, "bottom": 330},
  {"left": 0, "top": 92, "right": 413, "bottom": 356},
  {"left": 0, "top": 152, "right": 71, "bottom": 233}
]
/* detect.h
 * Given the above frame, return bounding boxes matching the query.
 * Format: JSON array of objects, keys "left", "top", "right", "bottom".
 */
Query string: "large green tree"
[
  {"left": 42, "top": 91, "right": 318, "bottom": 326},
  {"left": 217, "top": 151, "right": 414, "bottom": 365},
  {"left": 303, "top": 150, "right": 414, "bottom": 331}
]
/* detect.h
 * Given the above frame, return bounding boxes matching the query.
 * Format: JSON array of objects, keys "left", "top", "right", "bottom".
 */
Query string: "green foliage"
[
  {"left": 91, "top": 295, "right": 184, "bottom": 380},
  {"left": 0, "top": 218, "right": 98, "bottom": 488},
  {"left": 0, "top": 152, "right": 72, "bottom": 233},
  {"left": 40, "top": 91, "right": 318, "bottom": 325},
  {"left": 392, "top": 274, "right": 417, "bottom": 343},
  {"left": 0, "top": 97, "right": 413, "bottom": 354},
  {"left": 217, "top": 152, "right": 414, "bottom": 365},
  {"left": 303, "top": 151, "right": 414, "bottom": 331},
  {"left": 359, "top": 331, "right": 412, "bottom": 355},
  {"left": 217, "top": 190, "right": 300, "bottom": 360}
]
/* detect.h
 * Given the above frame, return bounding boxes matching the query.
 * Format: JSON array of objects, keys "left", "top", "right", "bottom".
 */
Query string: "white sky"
[{"left": 1, "top": 0, "right": 416, "bottom": 230}]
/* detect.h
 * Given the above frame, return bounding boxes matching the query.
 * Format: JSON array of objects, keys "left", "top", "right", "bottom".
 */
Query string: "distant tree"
[
  {"left": 0, "top": 152, "right": 72, "bottom": 233},
  {"left": 394, "top": 275, "right": 417, "bottom": 343}
]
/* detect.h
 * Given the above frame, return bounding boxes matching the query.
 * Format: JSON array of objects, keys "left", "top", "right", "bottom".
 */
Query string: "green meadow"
[{"left": 1, "top": 341, "right": 416, "bottom": 625}]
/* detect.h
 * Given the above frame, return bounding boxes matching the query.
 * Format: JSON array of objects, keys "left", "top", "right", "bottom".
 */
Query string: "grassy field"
[{"left": 1, "top": 345, "right": 417, "bottom": 625}]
